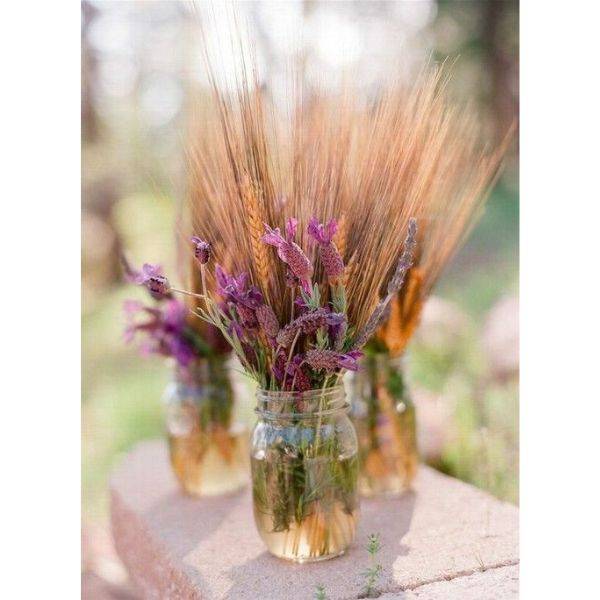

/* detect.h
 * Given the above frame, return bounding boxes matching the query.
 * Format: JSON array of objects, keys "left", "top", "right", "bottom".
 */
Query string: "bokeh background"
[{"left": 82, "top": 1, "right": 518, "bottom": 596}]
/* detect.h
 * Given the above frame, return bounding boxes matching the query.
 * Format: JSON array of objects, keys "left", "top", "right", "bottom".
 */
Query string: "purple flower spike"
[
  {"left": 271, "top": 350, "right": 287, "bottom": 384},
  {"left": 262, "top": 223, "right": 313, "bottom": 288},
  {"left": 215, "top": 265, "right": 263, "bottom": 308},
  {"left": 304, "top": 348, "right": 362, "bottom": 372},
  {"left": 337, "top": 350, "right": 363, "bottom": 371},
  {"left": 162, "top": 299, "right": 189, "bottom": 328},
  {"left": 190, "top": 236, "right": 211, "bottom": 265},
  {"left": 215, "top": 265, "right": 265, "bottom": 331},
  {"left": 228, "top": 320, "right": 244, "bottom": 341},
  {"left": 276, "top": 308, "right": 344, "bottom": 348},
  {"left": 307, "top": 217, "right": 344, "bottom": 281},
  {"left": 123, "top": 298, "right": 196, "bottom": 367},
  {"left": 133, "top": 264, "right": 171, "bottom": 299},
  {"left": 237, "top": 304, "right": 259, "bottom": 329},
  {"left": 287, "top": 355, "right": 312, "bottom": 392},
  {"left": 307, "top": 217, "right": 337, "bottom": 244},
  {"left": 215, "top": 265, "right": 232, "bottom": 294},
  {"left": 256, "top": 304, "right": 280, "bottom": 339}
]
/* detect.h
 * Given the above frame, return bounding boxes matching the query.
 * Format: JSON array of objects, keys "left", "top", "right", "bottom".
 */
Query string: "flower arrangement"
[
  {"left": 126, "top": 38, "right": 510, "bottom": 553},
  {"left": 122, "top": 258, "right": 248, "bottom": 497},
  {"left": 131, "top": 214, "right": 416, "bottom": 560},
  {"left": 132, "top": 216, "right": 416, "bottom": 393}
]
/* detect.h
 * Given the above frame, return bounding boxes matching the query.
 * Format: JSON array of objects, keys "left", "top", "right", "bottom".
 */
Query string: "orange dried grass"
[{"left": 181, "top": 54, "right": 510, "bottom": 336}]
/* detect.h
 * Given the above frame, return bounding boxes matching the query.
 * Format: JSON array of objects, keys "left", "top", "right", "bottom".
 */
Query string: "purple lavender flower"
[
  {"left": 307, "top": 217, "right": 345, "bottom": 281},
  {"left": 227, "top": 319, "right": 244, "bottom": 341},
  {"left": 123, "top": 298, "right": 196, "bottom": 366},
  {"left": 168, "top": 337, "right": 197, "bottom": 367},
  {"left": 256, "top": 304, "right": 280, "bottom": 339},
  {"left": 307, "top": 217, "right": 337, "bottom": 244},
  {"left": 276, "top": 308, "right": 345, "bottom": 348},
  {"left": 287, "top": 355, "right": 312, "bottom": 392},
  {"left": 162, "top": 299, "right": 189, "bottom": 329},
  {"left": 215, "top": 266, "right": 263, "bottom": 308},
  {"left": 271, "top": 350, "right": 287, "bottom": 384},
  {"left": 262, "top": 220, "right": 313, "bottom": 291},
  {"left": 330, "top": 316, "right": 348, "bottom": 351},
  {"left": 272, "top": 352, "right": 312, "bottom": 392},
  {"left": 190, "top": 236, "right": 211, "bottom": 265},
  {"left": 215, "top": 266, "right": 245, "bottom": 297},
  {"left": 352, "top": 218, "right": 418, "bottom": 349},
  {"left": 130, "top": 263, "right": 171, "bottom": 299},
  {"left": 303, "top": 349, "right": 362, "bottom": 372},
  {"left": 236, "top": 304, "right": 259, "bottom": 329},
  {"left": 215, "top": 265, "right": 265, "bottom": 330},
  {"left": 293, "top": 294, "right": 310, "bottom": 315},
  {"left": 241, "top": 340, "right": 259, "bottom": 370},
  {"left": 337, "top": 350, "right": 363, "bottom": 371}
]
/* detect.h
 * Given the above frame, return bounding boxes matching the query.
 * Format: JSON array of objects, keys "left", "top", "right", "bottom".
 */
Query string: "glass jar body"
[
  {"left": 165, "top": 357, "right": 248, "bottom": 497},
  {"left": 349, "top": 353, "right": 418, "bottom": 497},
  {"left": 251, "top": 386, "right": 359, "bottom": 563}
]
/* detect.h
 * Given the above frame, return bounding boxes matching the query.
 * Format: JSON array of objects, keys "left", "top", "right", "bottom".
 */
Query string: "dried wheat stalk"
[{"left": 181, "top": 55, "right": 510, "bottom": 340}]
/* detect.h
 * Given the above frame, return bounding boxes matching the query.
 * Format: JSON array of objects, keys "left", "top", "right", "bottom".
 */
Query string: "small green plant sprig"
[
  {"left": 361, "top": 533, "right": 383, "bottom": 598},
  {"left": 314, "top": 584, "right": 329, "bottom": 600}
]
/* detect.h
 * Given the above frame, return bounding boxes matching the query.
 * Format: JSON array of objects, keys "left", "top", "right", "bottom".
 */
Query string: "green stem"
[{"left": 314, "top": 376, "right": 330, "bottom": 455}]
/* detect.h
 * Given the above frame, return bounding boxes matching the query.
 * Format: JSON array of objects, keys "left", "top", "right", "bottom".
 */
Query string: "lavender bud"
[
  {"left": 283, "top": 242, "right": 313, "bottom": 282},
  {"left": 292, "top": 365, "right": 312, "bottom": 392},
  {"left": 353, "top": 302, "right": 386, "bottom": 350},
  {"left": 275, "top": 309, "right": 343, "bottom": 347},
  {"left": 320, "top": 243, "right": 345, "bottom": 280},
  {"left": 262, "top": 224, "right": 313, "bottom": 284},
  {"left": 256, "top": 304, "right": 280, "bottom": 339},
  {"left": 304, "top": 349, "right": 355, "bottom": 373},
  {"left": 352, "top": 218, "right": 418, "bottom": 349},
  {"left": 304, "top": 349, "right": 339, "bottom": 372},
  {"left": 236, "top": 304, "right": 258, "bottom": 329},
  {"left": 387, "top": 218, "right": 417, "bottom": 296},
  {"left": 146, "top": 274, "right": 170, "bottom": 298},
  {"left": 275, "top": 324, "right": 298, "bottom": 348},
  {"left": 307, "top": 216, "right": 345, "bottom": 281},
  {"left": 191, "top": 237, "right": 211, "bottom": 265}
]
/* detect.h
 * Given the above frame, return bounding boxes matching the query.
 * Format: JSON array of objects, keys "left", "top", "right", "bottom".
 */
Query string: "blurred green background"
[{"left": 82, "top": 0, "right": 518, "bottom": 593}]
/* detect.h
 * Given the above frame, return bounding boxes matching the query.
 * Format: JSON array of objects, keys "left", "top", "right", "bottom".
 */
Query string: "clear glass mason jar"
[
  {"left": 349, "top": 353, "right": 418, "bottom": 497},
  {"left": 164, "top": 357, "right": 249, "bottom": 497},
  {"left": 251, "top": 385, "right": 359, "bottom": 563}
]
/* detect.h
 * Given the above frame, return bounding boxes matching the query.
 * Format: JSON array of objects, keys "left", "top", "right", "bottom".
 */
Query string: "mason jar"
[
  {"left": 349, "top": 353, "right": 418, "bottom": 497},
  {"left": 251, "top": 385, "right": 359, "bottom": 563},
  {"left": 164, "top": 357, "right": 248, "bottom": 497}
]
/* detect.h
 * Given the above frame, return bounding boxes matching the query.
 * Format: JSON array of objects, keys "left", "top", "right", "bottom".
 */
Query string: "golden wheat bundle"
[
  {"left": 346, "top": 70, "right": 512, "bottom": 355},
  {"left": 156, "top": 54, "right": 512, "bottom": 387}
]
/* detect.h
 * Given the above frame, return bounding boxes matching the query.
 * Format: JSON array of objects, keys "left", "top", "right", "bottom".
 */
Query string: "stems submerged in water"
[
  {"left": 252, "top": 387, "right": 359, "bottom": 562},
  {"left": 351, "top": 353, "right": 418, "bottom": 497},
  {"left": 166, "top": 357, "right": 249, "bottom": 497}
]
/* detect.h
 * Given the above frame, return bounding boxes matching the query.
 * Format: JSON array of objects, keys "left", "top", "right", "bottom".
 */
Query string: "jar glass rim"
[
  {"left": 256, "top": 384, "right": 344, "bottom": 400},
  {"left": 255, "top": 384, "right": 348, "bottom": 419}
]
